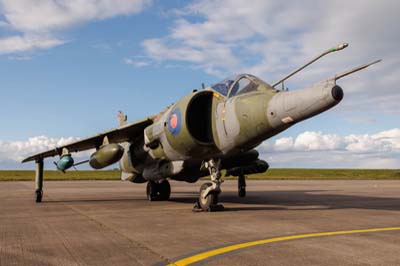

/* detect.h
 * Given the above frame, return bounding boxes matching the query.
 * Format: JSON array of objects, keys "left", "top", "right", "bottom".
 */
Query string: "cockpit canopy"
[{"left": 210, "top": 74, "right": 273, "bottom": 97}]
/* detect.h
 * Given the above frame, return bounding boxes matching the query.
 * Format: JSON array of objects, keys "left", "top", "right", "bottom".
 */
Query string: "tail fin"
[{"left": 117, "top": 111, "right": 127, "bottom": 126}]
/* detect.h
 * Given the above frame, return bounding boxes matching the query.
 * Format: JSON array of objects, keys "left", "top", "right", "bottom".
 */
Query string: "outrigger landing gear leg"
[
  {"left": 238, "top": 174, "right": 246, "bottom": 198},
  {"left": 35, "top": 159, "right": 44, "bottom": 203},
  {"left": 193, "top": 159, "right": 224, "bottom": 212}
]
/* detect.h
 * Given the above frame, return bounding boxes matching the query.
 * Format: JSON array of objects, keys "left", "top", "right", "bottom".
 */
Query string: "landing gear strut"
[
  {"left": 238, "top": 174, "right": 246, "bottom": 197},
  {"left": 146, "top": 179, "right": 171, "bottom": 201},
  {"left": 35, "top": 159, "right": 43, "bottom": 203},
  {"left": 193, "top": 159, "right": 224, "bottom": 212}
]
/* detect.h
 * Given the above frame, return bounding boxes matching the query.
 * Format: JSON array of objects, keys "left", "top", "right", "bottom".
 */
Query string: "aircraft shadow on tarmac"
[
  {"left": 45, "top": 189, "right": 400, "bottom": 212},
  {"left": 169, "top": 190, "right": 400, "bottom": 212}
]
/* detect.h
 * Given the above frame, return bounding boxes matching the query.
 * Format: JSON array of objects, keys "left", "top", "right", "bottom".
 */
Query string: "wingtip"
[
  {"left": 21, "top": 158, "right": 32, "bottom": 163},
  {"left": 21, "top": 156, "right": 42, "bottom": 163}
]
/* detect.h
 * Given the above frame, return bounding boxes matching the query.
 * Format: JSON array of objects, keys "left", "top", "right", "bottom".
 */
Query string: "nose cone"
[
  {"left": 331, "top": 85, "right": 343, "bottom": 101},
  {"left": 267, "top": 79, "right": 343, "bottom": 129}
]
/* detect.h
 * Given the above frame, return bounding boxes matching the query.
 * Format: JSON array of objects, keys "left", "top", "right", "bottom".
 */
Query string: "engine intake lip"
[{"left": 331, "top": 85, "right": 344, "bottom": 101}]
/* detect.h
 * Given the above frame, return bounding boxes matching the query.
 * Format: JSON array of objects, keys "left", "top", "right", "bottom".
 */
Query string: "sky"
[{"left": 0, "top": 0, "right": 399, "bottom": 169}]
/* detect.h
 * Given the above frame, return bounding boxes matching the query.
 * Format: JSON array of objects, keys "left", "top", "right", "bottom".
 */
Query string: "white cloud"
[
  {"left": 0, "top": 35, "right": 65, "bottom": 54},
  {"left": 258, "top": 128, "right": 400, "bottom": 168},
  {"left": 294, "top": 132, "right": 344, "bottom": 151},
  {"left": 373, "top": 128, "right": 400, "bottom": 149},
  {"left": 345, "top": 117, "right": 377, "bottom": 123},
  {"left": 261, "top": 129, "right": 400, "bottom": 154},
  {"left": 0, "top": 0, "right": 151, "bottom": 54},
  {"left": 273, "top": 137, "right": 293, "bottom": 152},
  {"left": 142, "top": 0, "right": 400, "bottom": 113},
  {"left": 0, "top": 20, "right": 8, "bottom": 28},
  {"left": 123, "top": 57, "right": 151, "bottom": 67},
  {"left": 0, "top": 136, "right": 80, "bottom": 163},
  {"left": 8, "top": 55, "right": 32, "bottom": 61},
  {"left": 2, "top": 129, "right": 399, "bottom": 169},
  {"left": 141, "top": 37, "right": 238, "bottom": 76}
]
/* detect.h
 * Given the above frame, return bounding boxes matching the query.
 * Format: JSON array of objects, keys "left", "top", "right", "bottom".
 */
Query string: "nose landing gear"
[{"left": 193, "top": 159, "right": 224, "bottom": 212}]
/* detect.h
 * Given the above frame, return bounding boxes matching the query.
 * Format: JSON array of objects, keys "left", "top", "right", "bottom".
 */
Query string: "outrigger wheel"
[
  {"left": 35, "top": 189, "right": 43, "bottom": 203},
  {"left": 146, "top": 180, "right": 171, "bottom": 201}
]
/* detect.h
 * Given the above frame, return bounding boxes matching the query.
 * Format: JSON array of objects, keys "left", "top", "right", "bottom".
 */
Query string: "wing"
[{"left": 22, "top": 117, "right": 153, "bottom": 163}]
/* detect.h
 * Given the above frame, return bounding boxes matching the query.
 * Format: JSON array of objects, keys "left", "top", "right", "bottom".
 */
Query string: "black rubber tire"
[
  {"left": 158, "top": 179, "right": 171, "bottom": 201},
  {"left": 238, "top": 175, "right": 246, "bottom": 198},
  {"left": 146, "top": 180, "right": 171, "bottom": 201},
  {"left": 146, "top": 181, "right": 159, "bottom": 201},
  {"left": 35, "top": 190, "right": 43, "bottom": 203},
  {"left": 198, "top": 183, "right": 218, "bottom": 211}
]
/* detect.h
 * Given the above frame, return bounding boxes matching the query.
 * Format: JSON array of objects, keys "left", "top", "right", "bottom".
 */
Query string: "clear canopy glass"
[{"left": 210, "top": 74, "right": 271, "bottom": 97}]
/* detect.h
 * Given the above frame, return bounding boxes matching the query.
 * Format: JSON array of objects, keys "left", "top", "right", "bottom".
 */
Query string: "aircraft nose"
[
  {"left": 267, "top": 80, "right": 344, "bottom": 129},
  {"left": 331, "top": 85, "right": 344, "bottom": 101}
]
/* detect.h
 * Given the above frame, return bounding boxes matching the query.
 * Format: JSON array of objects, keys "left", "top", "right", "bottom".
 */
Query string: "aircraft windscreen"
[
  {"left": 229, "top": 77, "right": 259, "bottom": 97},
  {"left": 211, "top": 74, "right": 273, "bottom": 97},
  {"left": 211, "top": 77, "right": 235, "bottom": 96}
]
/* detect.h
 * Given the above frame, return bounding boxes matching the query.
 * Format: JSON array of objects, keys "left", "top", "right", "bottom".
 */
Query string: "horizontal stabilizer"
[{"left": 333, "top": 59, "right": 382, "bottom": 81}]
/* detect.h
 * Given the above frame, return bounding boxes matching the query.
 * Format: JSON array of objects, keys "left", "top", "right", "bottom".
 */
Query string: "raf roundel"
[
  {"left": 170, "top": 114, "right": 178, "bottom": 129},
  {"left": 168, "top": 109, "right": 182, "bottom": 135}
]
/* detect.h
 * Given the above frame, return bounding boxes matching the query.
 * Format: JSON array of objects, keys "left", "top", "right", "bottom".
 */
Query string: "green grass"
[
  {"left": 245, "top": 169, "right": 400, "bottom": 180},
  {"left": 0, "top": 169, "right": 399, "bottom": 181},
  {"left": 0, "top": 170, "right": 120, "bottom": 181}
]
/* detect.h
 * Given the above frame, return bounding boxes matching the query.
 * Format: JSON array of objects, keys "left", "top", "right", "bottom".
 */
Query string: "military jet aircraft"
[{"left": 22, "top": 43, "right": 380, "bottom": 211}]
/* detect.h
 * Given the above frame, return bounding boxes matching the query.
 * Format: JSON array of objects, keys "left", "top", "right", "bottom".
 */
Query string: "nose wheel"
[
  {"left": 197, "top": 183, "right": 219, "bottom": 210},
  {"left": 193, "top": 159, "right": 224, "bottom": 212}
]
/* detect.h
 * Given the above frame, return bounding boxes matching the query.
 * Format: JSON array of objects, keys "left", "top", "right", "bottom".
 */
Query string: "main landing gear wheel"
[
  {"left": 35, "top": 189, "right": 43, "bottom": 203},
  {"left": 146, "top": 180, "right": 171, "bottom": 201}
]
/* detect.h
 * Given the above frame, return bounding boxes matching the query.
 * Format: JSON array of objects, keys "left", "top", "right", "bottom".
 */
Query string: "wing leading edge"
[{"left": 22, "top": 117, "right": 153, "bottom": 163}]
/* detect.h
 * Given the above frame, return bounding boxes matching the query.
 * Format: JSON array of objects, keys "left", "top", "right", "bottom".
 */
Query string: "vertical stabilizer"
[{"left": 117, "top": 111, "right": 128, "bottom": 127}]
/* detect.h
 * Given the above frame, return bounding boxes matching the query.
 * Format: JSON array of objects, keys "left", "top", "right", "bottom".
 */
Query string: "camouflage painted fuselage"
[{"left": 120, "top": 74, "right": 343, "bottom": 183}]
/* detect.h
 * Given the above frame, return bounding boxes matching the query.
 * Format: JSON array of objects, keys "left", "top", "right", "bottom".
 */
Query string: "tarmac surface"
[{"left": 1, "top": 180, "right": 399, "bottom": 266}]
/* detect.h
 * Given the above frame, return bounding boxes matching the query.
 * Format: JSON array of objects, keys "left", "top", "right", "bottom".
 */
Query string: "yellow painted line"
[{"left": 167, "top": 227, "right": 400, "bottom": 266}]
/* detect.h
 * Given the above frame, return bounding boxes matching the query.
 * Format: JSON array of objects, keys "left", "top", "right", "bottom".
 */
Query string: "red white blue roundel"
[{"left": 168, "top": 109, "right": 182, "bottom": 135}]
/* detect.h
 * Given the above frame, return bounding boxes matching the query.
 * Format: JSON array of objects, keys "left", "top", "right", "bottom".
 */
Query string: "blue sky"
[{"left": 0, "top": 0, "right": 399, "bottom": 169}]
